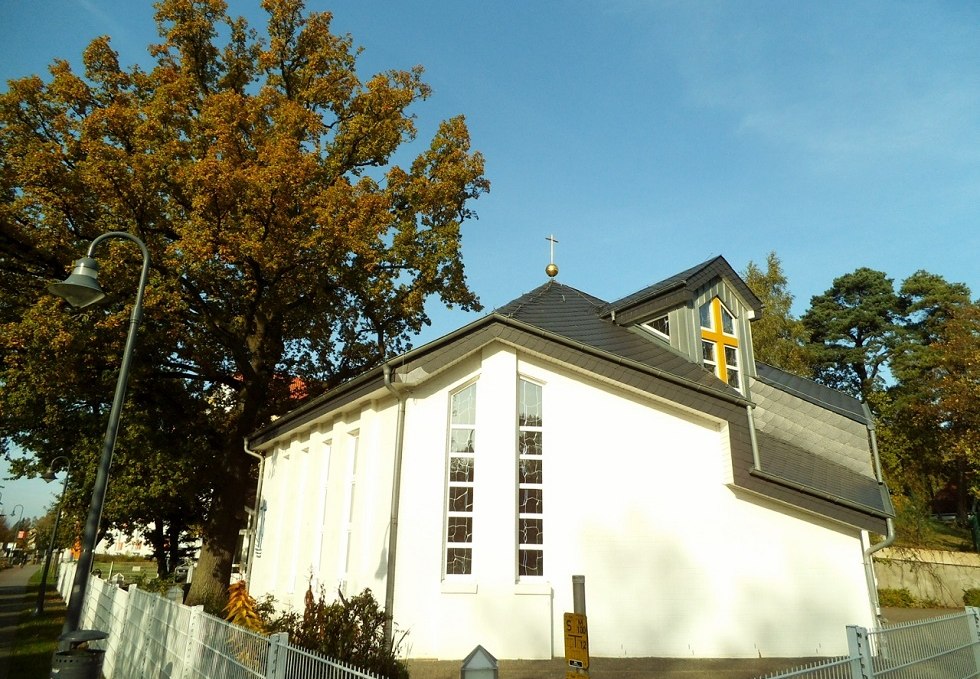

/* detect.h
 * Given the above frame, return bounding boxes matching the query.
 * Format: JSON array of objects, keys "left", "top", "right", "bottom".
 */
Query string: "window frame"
[
  {"left": 444, "top": 381, "right": 478, "bottom": 578},
  {"left": 642, "top": 313, "right": 670, "bottom": 340},
  {"left": 699, "top": 297, "right": 741, "bottom": 391},
  {"left": 517, "top": 377, "right": 545, "bottom": 579}
]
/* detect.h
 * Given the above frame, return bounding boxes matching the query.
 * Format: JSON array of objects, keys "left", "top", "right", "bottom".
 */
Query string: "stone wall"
[{"left": 874, "top": 547, "right": 980, "bottom": 607}]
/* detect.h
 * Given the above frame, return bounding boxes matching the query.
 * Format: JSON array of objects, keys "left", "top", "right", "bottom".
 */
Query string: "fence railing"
[
  {"left": 56, "top": 561, "right": 385, "bottom": 679},
  {"left": 756, "top": 608, "right": 980, "bottom": 679}
]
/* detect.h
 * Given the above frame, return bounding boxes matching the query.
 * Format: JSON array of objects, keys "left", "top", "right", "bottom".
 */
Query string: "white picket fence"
[{"left": 56, "top": 561, "right": 388, "bottom": 679}]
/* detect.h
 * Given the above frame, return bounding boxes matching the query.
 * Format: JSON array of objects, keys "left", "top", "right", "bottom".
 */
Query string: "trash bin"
[{"left": 50, "top": 629, "right": 107, "bottom": 678}]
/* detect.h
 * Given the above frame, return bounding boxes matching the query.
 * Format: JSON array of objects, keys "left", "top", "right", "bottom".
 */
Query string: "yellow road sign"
[{"left": 563, "top": 612, "right": 589, "bottom": 670}]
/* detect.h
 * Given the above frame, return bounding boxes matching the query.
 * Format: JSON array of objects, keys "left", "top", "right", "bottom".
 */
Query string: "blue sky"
[{"left": 3, "top": 0, "right": 980, "bottom": 518}]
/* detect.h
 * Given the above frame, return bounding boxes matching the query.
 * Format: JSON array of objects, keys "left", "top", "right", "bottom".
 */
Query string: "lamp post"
[
  {"left": 33, "top": 456, "right": 71, "bottom": 616},
  {"left": 48, "top": 231, "right": 150, "bottom": 637}
]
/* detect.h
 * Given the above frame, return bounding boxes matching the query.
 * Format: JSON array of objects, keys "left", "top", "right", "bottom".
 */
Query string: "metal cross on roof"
[{"left": 546, "top": 234, "right": 559, "bottom": 278}]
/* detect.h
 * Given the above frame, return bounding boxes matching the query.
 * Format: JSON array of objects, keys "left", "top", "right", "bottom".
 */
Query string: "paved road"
[{"left": 0, "top": 563, "right": 42, "bottom": 679}]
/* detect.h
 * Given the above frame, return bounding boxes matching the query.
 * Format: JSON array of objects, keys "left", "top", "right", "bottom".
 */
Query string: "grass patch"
[
  {"left": 92, "top": 556, "right": 157, "bottom": 577},
  {"left": 892, "top": 512, "right": 974, "bottom": 552},
  {"left": 7, "top": 567, "right": 67, "bottom": 679}
]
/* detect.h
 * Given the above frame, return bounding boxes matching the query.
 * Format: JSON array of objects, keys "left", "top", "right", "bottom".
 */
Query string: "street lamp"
[
  {"left": 48, "top": 231, "right": 150, "bottom": 636},
  {"left": 33, "top": 456, "right": 71, "bottom": 616}
]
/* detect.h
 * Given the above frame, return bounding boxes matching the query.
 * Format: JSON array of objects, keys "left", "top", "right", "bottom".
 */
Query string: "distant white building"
[
  {"left": 95, "top": 527, "right": 155, "bottom": 558},
  {"left": 245, "top": 257, "right": 894, "bottom": 660}
]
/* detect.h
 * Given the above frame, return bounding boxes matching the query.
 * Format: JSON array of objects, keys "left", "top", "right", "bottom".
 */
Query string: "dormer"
[{"left": 601, "top": 256, "right": 763, "bottom": 393}]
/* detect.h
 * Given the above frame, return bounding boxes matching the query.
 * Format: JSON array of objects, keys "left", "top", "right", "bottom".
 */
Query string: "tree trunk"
[
  {"left": 185, "top": 446, "right": 252, "bottom": 611},
  {"left": 957, "top": 460, "right": 971, "bottom": 525},
  {"left": 150, "top": 520, "right": 169, "bottom": 578},
  {"left": 167, "top": 518, "right": 184, "bottom": 572}
]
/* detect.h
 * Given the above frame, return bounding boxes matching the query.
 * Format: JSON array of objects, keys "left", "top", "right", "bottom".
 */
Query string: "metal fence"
[
  {"left": 756, "top": 608, "right": 980, "bottom": 679},
  {"left": 60, "top": 560, "right": 980, "bottom": 679},
  {"left": 57, "top": 561, "right": 386, "bottom": 679}
]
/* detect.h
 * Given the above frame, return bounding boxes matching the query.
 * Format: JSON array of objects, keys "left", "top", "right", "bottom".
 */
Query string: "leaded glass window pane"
[
  {"left": 725, "top": 345, "right": 738, "bottom": 367},
  {"left": 447, "top": 517, "right": 473, "bottom": 543},
  {"left": 519, "top": 458, "right": 543, "bottom": 484},
  {"left": 649, "top": 315, "right": 669, "bottom": 337},
  {"left": 727, "top": 368, "right": 740, "bottom": 389},
  {"left": 699, "top": 301, "right": 712, "bottom": 329},
  {"left": 519, "top": 381, "right": 543, "bottom": 427},
  {"left": 446, "top": 548, "right": 472, "bottom": 575},
  {"left": 519, "top": 431, "right": 542, "bottom": 456},
  {"left": 721, "top": 306, "right": 735, "bottom": 334},
  {"left": 519, "top": 488, "right": 543, "bottom": 514},
  {"left": 450, "top": 430, "right": 475, "bottom": 454},
  {"left": 451, "top": 384, "right": 476, "bottom": 425},
  {"left": 702, "top": 340, "right": 715, "bottom": 363},
  {"left": 449, "top": 487, "right": 474, "bottom": 512},
  {"left": 449, "top": 457, "right": 474, "bottom": 483},
  {"left": 520, "top": 518, "right": 544, "bottom": 544},
  {"left": 519, "top": 550, "right": 544, "bottom": 577}
]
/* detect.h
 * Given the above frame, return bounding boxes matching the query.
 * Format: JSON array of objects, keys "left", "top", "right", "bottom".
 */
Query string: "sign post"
[
  {"left": 563, "top": 612, "right": 589, "bottom": 671},
  {"left": 564, "top": 575, "right": 589, "bottom": 679}
]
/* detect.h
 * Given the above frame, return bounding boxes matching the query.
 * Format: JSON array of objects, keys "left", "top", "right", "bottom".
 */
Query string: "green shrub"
[
  {"left": 878, "top": 588, "right": 915, "bottom": 607},
  {"left": 964, "top": 589, "right": 980, "bottom": 607},
  {"left": 282, "top": 585, "right": 408, "bottom": 679}
]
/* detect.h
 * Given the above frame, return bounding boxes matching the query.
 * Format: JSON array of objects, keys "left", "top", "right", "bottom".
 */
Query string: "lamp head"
[
  {"left": 42, "top": 468, "right": 57, "bottom": 482},
  {"left": 48, "top": 257, "right": 106, "bottom": 308}
]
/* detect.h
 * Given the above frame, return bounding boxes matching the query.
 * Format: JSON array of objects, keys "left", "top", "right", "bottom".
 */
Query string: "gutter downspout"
[
  {"left": 382, "top": 363, "right": 409, "bottom": 647},
  {"left": 746, "top": 404, "right": 762, "bottom": 470},
  {"left": 861, "top": 403, "right": 896, "bottom": 623},
  {"left": 243, "top": 439, "right": 266, "bottom": 586}
]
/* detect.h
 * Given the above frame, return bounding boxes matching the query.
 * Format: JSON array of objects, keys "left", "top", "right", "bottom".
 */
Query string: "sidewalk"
[{"left": 0, "top": 563, "right": 42, "bottom": 679}]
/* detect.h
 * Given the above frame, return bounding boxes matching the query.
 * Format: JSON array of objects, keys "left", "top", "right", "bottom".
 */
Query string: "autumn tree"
[
  {"left": 0, "top": 0, "right": 487, "bottom": 609},
  {"left": 802, "top": 268, "right": 902, "bottom": 402},
  {"left": 742, "top": 252, "right": 813, "bottom": 377}
]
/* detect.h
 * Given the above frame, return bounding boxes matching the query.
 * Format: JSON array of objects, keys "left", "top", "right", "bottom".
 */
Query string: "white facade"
[
  {"left": 249, "top": 341, "right": 876, "bottom": 659},
  {"left": 254, "top": 404, "right": 396, "bottom": 610}
]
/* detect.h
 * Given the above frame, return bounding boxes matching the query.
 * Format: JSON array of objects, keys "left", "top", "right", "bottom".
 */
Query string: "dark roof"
[
  {"left": 601, "top": 255, "right": 764, "bottom": 320},
  {"left": 494, "top": 280, "right": 742, "bottom": 399},
  {"left": 753, "top": 431, "right": 892, "bottom": 517},
  {"left": 250, "top": 258, "right": 890, "bottom": 530},
  {"left": 755, "top": 362, "right": 869, "bottom": 424}
]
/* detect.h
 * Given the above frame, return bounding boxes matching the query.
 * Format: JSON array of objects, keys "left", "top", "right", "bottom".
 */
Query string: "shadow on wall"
[
  {"left": 581, "top": 501, "right": 864, "bottom": 658},
  {"left": 579, "top": 510, "right": 708, "bottom": 658}
]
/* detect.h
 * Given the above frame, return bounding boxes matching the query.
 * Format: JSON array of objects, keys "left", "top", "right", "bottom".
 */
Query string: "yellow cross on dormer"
[{"left": 700, "top": 297, "right": 739, "bottom": 387}]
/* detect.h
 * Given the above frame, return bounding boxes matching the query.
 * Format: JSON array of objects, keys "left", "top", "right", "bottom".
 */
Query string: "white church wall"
[
  {"left": 390, "top": 343, "right": 874, "bottom": 659},
  {"left": 250, "top": 402, "right": 398, "bottom": 614},
  {"left": 251, "top": 339, "right": 876, "bottom": 659}
]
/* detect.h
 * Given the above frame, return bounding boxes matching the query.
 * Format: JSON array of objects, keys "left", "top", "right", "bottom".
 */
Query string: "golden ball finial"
[{"left": 546, "top": 262, "right": 559, "bottom": 278}]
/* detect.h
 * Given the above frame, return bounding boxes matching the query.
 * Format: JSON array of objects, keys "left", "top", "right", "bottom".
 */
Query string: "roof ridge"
[
  {"left": 496, "top": 281, "right": 554, "bottom": 319},
  {"left": 497, "top": 280, "right": 605, "bottom": 319}
]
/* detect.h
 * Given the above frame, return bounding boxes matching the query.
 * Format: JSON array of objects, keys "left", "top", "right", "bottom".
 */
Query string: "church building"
[{"left": 245, "top": 255, "right": 894, "bottom": 660}]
